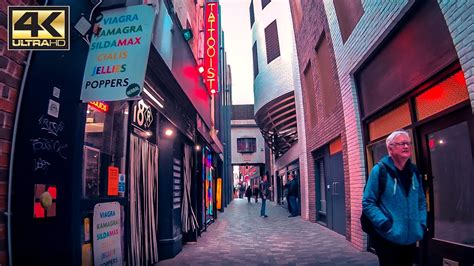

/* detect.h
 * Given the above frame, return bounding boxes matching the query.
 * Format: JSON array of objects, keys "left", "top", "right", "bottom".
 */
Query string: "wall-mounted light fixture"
[
  {"left": 195, "top": 145, "right": 201, "bottom": 151},
  {"left": 198, "top": 65, "right": 205, "bottom": 74},
  {"left": 164, "top": 129, "right": 174, "bottom": 137},
  {"left": 182, "top": 28, "right": 193, "bottom": 41}
]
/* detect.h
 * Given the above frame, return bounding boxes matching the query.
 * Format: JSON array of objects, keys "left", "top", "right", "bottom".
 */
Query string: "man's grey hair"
[{"left": 386, "top": 130, "right": 410, "bottom": 149}]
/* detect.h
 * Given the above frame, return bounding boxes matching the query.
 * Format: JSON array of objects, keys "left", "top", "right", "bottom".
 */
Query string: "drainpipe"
[{"left": 6, "top": 0, "right": 49, "bottom": 264}]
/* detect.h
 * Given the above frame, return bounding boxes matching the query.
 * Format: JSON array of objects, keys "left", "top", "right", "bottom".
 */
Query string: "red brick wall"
[
  {"left": 289, "top": 0, "right": 350, "bottom": 241},
  {"left": 0, "top": 1, "right": 34, "bottom": 264}
]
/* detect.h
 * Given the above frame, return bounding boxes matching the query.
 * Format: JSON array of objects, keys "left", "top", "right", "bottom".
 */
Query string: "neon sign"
[
  {"left": 204, "top": 1, "right": 219, "bottom": 94},
  {"left": 88, "top": 101, "right": 109, "bottom": 112}
]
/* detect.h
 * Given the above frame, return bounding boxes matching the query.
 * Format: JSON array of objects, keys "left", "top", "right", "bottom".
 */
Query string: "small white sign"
[
  {"left": 53, "top": 87, "right": 61, "bottom": 98},
  {"left": 47, "top": 99, "right": 60, "bottom": 118},
  {"left": 118, "top": 174, "right": 125, "bottom": 193}
]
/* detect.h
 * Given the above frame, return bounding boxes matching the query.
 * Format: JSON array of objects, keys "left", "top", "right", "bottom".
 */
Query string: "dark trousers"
[
  {"left": 372, "top": 232, "right": 416, "bottom": 266},
  {"left": 288, "top": 196, "right": 298, "bottom": 216},
  {"left": 260, "top": 198, "right": 266, "bottom": 216}
]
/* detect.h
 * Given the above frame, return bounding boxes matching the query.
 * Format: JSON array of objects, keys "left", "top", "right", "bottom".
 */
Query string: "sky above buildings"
[{"left": 221, "top": 0, "right": 254, "bottom": 105}]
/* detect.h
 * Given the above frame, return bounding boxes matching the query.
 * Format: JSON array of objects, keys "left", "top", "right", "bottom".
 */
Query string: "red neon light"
[
  {"left": 204, "top": 1, "right": 219, "bottom": 94},
  {"left": 88, "top": 101, "right": 109, "bottom": 112}
]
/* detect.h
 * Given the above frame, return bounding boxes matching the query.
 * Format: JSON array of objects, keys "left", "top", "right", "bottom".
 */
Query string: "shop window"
[
  {"left": 368, "top": 103, "right": 411, "bottom": 141},
  {"left": 415, "top": 70, "right": 469, "bottom": 121},
  {"left": 265, "top": 20, "right": 280, "bottom": 64},
  {"left": 83, "top": 101, "right": 129, "bottom": 198},
  {"left": 237, "top": 138, "right": 257, "bottom": 153}
]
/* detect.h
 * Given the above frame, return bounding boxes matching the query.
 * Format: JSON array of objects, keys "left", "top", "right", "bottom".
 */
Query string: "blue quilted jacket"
[{"left": 362, "top": 156, "right": 427, "bottom": 245}]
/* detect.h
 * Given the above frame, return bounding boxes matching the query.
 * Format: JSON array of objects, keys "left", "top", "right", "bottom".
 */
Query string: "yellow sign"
[
  {"left": 216, "top": 178, "right": 222, "bottom": 210},
  {"left": 8, "top": 6, "right": 69, "bottom": 50}
]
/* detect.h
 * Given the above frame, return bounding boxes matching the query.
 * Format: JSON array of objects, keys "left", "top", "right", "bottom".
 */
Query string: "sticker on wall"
[
  {"left": 33, "top": 184, "right": 57, "bottom": 218},
  {"left": 107, "top": 166, "right": 119, "bottom": 196},
  {"left": 118, "top": 174, "right": 126, "bottom": 195},
  {"left": 47, "top": 99, "right": 60, "bottom": 118},
  {"left": 53, "top": 86, "right": 61, "bottom": 98}
]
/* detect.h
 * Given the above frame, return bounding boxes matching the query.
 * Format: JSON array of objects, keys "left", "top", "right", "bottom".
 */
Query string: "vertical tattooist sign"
[
  {"left": 204, "top": 1, "right": 219, "bottom": 94},
  {"left": 81, "top": 5, "right": 155, "bottom": 102}
]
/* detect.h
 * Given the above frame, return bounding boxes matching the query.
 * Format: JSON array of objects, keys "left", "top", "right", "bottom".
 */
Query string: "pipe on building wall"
[{"left": 6, "top": 16, "right": 38, "bottom": 266}]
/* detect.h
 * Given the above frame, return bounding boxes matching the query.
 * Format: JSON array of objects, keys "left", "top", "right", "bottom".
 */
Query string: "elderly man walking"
[{"left": 362, "top": 130, "right": 427, "bottom": 266}]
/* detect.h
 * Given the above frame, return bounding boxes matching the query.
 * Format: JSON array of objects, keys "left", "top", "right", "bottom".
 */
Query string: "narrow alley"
[{"left": 157, "top": 199, "right": 378, "bottom": 266}]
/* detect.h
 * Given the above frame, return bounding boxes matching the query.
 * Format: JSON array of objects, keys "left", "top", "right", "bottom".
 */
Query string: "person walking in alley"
[
  {"left": 260, "top": 175, "right": 270, "bottom": 218},
  {"left": 245, "top": 185, "right": 252, "bottom": 203},
  {"left": 362, "top": 130, "right": 427, "bottom": 266},
  {"left": 287, "top": 174, "right": 298, "bottom": 217}
]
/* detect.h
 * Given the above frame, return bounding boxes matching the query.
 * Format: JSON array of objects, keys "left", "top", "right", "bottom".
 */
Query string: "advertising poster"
[
  {"left": 93, "top": 202, "right": 122, "bottom": 266},
  {"left": 81, "top": 5, "right": 155, "bottom": 101}
]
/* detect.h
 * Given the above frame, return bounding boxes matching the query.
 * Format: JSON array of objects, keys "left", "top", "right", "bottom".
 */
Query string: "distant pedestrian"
[
  {"left": 287, "top": 174, "right": 298, "bottom": 217},
  {"left": 245, "top": 185, "right": 252, "bottom": 203},
  {"left": 253, "top": 185, "right": 259, "bottom": 203},
  {"left": 362, "top": 130, "right": 427, "bottom": 266},
  {"left": 260, "top": 175, "right": 270, "bottom": 218}
]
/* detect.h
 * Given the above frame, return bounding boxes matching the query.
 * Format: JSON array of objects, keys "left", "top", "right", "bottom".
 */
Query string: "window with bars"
[
  {"left": 249, "top": 0, "right": 255, "bottom": 28},
  {"left": 264, "top": 20, "right": 280, "bottom": 64},
  {"left": 262, "top": 0, "right": 271, "bottom": 9},
  {"left": 237, "top": 138, "right": 257, "bottom": 153},
  {"left": 253, "top": 41, "right": 259, "bottom": 79}
]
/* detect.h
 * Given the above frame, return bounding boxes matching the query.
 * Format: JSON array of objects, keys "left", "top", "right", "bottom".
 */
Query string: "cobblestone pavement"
[{"left": 157, "top": 198, "right": 378, "bottom": 266}]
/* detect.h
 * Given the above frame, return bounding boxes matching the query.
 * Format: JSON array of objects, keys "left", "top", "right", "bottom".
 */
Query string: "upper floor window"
[
  {"left": 253, "top": 41, "right": 259, "bottom": 79},
  {"left": 262, "top": 0, "right": 271, "bottom": 9},
  {"left": 333, "top": 0, "right": 364, "bottom": 43},
  {"left": 250, "top": 0, "right": 255, "bottom": 28},
  {"left": 237, "top": 138, "right": 257, "bottom": 153},
  {"left": 265, "top": 20, "right": 280, "bottom": 63}
]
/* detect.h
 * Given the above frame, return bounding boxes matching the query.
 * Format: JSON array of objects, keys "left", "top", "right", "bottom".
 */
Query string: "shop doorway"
[
  {"left": 129, "top": 134, "right": 160, "bottom": 264},
  {"left": 418, "top": 107, "right": 474, "bottom": 265},
  {"left": 315, "top": 147, "right": 346, "bottom": 236}
]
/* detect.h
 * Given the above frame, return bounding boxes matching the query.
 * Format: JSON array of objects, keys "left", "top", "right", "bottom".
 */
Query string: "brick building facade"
[
  {"left": 289, "top": 0, "right": 350, "bottom": 239},
  {"left": 291, "top": 0, "right": 474, "bottom": 263},
  {"left": 0, "top": 1, "right": 33, "bottom": 264}
]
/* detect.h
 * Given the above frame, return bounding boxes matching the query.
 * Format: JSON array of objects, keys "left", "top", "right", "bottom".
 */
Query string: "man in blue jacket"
[{"left": 362, "top": 130, "right": 427, "bottom": 266}]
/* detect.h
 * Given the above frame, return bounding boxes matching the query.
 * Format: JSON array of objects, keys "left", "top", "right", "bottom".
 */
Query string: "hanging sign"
[
  {"left": 81, "top": 5, "right": 155, "bottom": 102},
  {"left": 93, "top": 202, "right": 122, "bottom": 266},
  {"left": 204, "top": 1, "right": 219, "bottom": 94}
]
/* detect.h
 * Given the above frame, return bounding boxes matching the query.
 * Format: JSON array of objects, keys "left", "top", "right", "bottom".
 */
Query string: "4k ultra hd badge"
[{"left": 8, "top": 6, "right": 70, "bottom": 50}]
